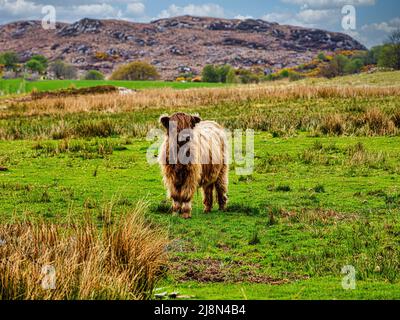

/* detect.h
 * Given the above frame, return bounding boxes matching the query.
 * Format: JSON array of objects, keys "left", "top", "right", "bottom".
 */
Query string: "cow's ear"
[
  {"left": 160, "top": 115, "right": 170, "bottom": 129},
  {"left": 192, "top": 116, "right": 201, "bottom": 125}
]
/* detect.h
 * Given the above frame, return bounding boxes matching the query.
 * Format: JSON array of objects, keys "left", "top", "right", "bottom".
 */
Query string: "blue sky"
[{"left": 1, "top": 0, "right": 399, "bottom": 47}]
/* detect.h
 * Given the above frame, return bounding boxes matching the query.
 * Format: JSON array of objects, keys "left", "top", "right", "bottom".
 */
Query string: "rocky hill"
[{"left": 0, "top": 16, "right": 366, "bottom": 79}]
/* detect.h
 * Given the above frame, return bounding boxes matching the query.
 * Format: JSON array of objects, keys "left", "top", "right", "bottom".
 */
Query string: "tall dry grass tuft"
[
  {"left": 392, "top": 112, "right": 400, "bottom": 129},
  {"left": 0, "top": 202, "right": 168, "bottom": 300},
  {"left": 319, "top": 114, "right": 345, "bottom": 135},
  {"left": 361, "top": 108, "right": 396, "bottom": 136}
]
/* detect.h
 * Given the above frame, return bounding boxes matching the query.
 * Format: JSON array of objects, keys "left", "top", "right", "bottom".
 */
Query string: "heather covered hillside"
[{"left": 0, "top": 16, "right": 365, "bottom": 79}]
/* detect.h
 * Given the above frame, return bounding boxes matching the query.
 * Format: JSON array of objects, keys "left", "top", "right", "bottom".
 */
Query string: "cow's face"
[{"left": 160, "top": 113, "right": 201, "bottom": 147}]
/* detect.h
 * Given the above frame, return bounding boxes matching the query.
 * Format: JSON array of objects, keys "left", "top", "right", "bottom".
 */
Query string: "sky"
[{"left": 0, "top": 0, "right": 399, "bottom": 47}]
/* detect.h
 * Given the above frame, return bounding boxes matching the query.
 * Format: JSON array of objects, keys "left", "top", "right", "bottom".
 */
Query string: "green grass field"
[
  {"left": 0, "top": 71, "right": 400, "bottom": 300},
  {"left": 0, "top": 78, "right": 229, "bottom": 96}
]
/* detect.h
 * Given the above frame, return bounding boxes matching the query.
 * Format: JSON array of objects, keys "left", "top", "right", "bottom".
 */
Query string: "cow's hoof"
[
  {"left": 181, "top": 212, "right": 192, "bottom": 219},
  {"left": 203, "top": 208, "right": 212, "bottom": 214}
]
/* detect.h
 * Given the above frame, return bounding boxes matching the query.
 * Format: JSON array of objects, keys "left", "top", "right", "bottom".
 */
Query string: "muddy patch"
[{"left": 171, "top": 257, "right": 306, "bottom": 284}]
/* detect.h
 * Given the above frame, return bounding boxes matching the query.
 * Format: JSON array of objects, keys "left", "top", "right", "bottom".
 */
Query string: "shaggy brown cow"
[{"left": 159, "top": 113, "right": 228, "bottom": 219}]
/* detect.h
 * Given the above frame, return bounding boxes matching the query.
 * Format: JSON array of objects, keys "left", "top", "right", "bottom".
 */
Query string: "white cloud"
[
  {"left": 282, "top": 0, "right": 375, "bottom": 9},
  {"left": 263, "top": 8, "right": 338, "bottom": 28},
  {"left": 263, "top": 0, "right": 376, "bottom": 28},
  {"left": 0, "top": 0, "right": 42, "bottom": 18},
  {"left": 358, "top": 17, "right": 400, "bottom": 47},
  {"left": 262, "top": 12, "right": 297, "bottom": 24},
  {"left": 69, "top": 3, "right": 122, "bottom": 19},
  {"left": 157, "top": 3, "right": 225, "bottom": 19},
  {"left": 361, "top": 17, "right": 400, "bottom": 34},
  {"left": 126, "top": 2, "right": 145, "bottom": 16},
  {"left": 234, "top": 15, "right": 254, "bottom": 20},
  {"left": 296, "top": 8, "right": 336, "bottom": 24}
]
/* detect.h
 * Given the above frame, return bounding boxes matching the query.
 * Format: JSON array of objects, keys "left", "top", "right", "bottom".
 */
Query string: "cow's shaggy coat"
[{"left": 159, "top": 113, "right": 228, "bottom": 218}]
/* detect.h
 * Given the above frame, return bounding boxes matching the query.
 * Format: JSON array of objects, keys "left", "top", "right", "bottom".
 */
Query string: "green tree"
[
  {"left": 320, "top": 54, "right": 351, "bottom": 78},
  {"left": 110, "top": 61, "right": 159, "bottom": 80},
  {"left": 25, "top": 59, "right": 45, "bottom": 74},
  {"left": 344, "top": 58, "right": 364, "bottom": 74},
  {"left": 320, "top": 59, "right": 340, "bottom": 78},
  {"left": 378, "top": 45, "right": 397, "bottom": 69},
  {"left": 0, "top": 51, "right": 19, "bottom": 71},
  {"left": 49, "top": 60, "right": 77, "bottom": 79},
  {"left": 216, "top": 65, "right": 232, "bottom": 83},
  {"left": 84, "top": 70, "right": 105, "bottom": 80},
  {"left": 378, "top": 29, "right": 400, "bottom": 70},
  {"left": 226, "top": 68, "right": 238, "bottom": 83},
  {"left": 201, "top": 65, "right": 219, "bottom": 83},
  {"left": 334, "top": 55, "right": 350, "bottom": 75},
  {"left": 364, "top": 47, "right": 382, "bottom": 65},
  {"left": 30, "top": 55, "right": 48, "bottom": 69}
]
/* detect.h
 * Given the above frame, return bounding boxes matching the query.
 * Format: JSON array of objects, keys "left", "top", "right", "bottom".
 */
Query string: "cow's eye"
[{"left": 186, "top": 136, "right": 190, "bottom": 142}]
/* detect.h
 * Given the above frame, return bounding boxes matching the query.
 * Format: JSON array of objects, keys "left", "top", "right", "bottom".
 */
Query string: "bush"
[
  {"left": 84, "top": 70, "right": 105, "bottom": 80},
  {"left": 30, "top": 55, "right": 48, "bottom": 69},
  {"left": 49, "top": 60, "right": 77, "bottom": 79},
  {"left": 335, "top": 55, "right": 350, "bottom": 74},
  {"left": 0, "top": 51, "right": 19, "bottom": 71},
  {"left": 317, "top": 52, "right": 327, "bottom": 61},
  {"left": 344, "top": 58, "right": 364, "bottom": 74},
  {"left": 288, "top": 71, "right": 304, "bottom": 81},
  {"left": 216, "top": 65, "right": 232, "bottom": 83},
  {"left": 201, "top": 64, "right": 234, "bottom": 83},
  {"left": 25, "top": 59, "right": 46, "bottom": 74},
  {"left": 110, "top": 61, "right": 159, "bottom": 81},
  {"left": 320, "top": 54, "right": 362, "bottom": 78},
  {"left": 279, "top": 69, "right": 290, "bottom": 78},
  {"left": 237, "top": 69, "right": 260, "bottom": 84},
  {"left": 202, "top": 65, "right": 219, "bottom": 83},
  {"left": 226, "top": 68, "right": 238, "bottom": 83}
]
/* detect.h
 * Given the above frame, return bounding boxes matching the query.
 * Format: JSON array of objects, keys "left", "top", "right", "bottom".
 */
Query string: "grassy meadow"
[
  {"left": 0, "top": 78, "right": 229, "bottom": 97},
  {"left": 0, "top": 71, "right": 400, "bottom": 300}
]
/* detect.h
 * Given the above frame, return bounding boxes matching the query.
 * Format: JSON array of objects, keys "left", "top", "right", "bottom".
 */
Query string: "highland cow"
[{"left": 159, "top": 113, "right": 228, "bottom": 219}]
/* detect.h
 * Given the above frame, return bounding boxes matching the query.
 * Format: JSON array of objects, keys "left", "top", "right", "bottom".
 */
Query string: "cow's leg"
[
  {"left": 172, "top": 199, "right": 181, "bottom": 214},
  {"left": 215, "top": 165, "right": 228, "bottom": 211},
  {"left": 181, "top": 201, "right": 192, "bottom": 219},
  {"left": 180, "top": 183, "right": 197, "bottom": 219},
  {"left": 169, "top": 187, "right": 182, "bottom": 214},
  {"left": 202, "top": 184, "right": 214, "bottom": 213}
]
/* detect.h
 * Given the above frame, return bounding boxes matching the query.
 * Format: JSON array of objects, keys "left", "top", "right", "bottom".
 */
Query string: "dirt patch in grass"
[
  {"left": 171, "top": 258, "right": 305, "bottom": 285},
  {"left": 280, "top": 208, "right": 358, "bottom": 225},
  {"left": 31, "top": 85, "right": 119, "bottom": 100}
]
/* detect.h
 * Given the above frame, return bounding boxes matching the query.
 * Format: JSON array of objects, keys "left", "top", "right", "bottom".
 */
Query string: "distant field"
[
  {"left": 301, "top": 71, "right": 400, "bottom": 87},
  {"left": 0, "top": 78, "right": 230, "bottom": 96},
  {"left": 1, "top": 71, "right": 398, "bottom": 97},
  {"left": 1, "top": 71, "right": 400, "bottom": 300}
]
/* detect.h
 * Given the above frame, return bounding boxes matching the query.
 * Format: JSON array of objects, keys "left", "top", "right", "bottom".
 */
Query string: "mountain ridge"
[{"left": 0, "top": 15, "right": 366, "bottom": 79}]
